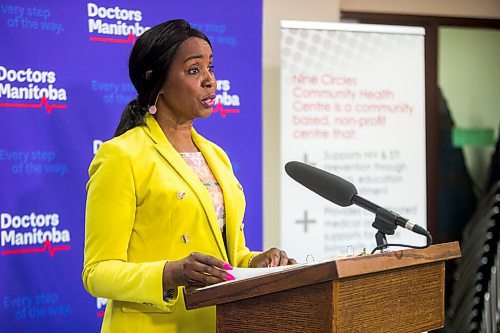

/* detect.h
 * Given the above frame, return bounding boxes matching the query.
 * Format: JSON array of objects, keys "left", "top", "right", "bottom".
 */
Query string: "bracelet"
[
  {"left": 162, "top": 260, "right": 175, "bottom": 302},
  {"left": 163, "top": 288, "right": 175, "bottom": 302},
  {"left": 248, "top": 254, "right": 257, "bottom": 268}
]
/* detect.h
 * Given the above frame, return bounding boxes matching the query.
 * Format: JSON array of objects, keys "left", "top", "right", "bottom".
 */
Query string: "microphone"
[{"left": 284, "top": 161, "right": 430, "bottom": 238}]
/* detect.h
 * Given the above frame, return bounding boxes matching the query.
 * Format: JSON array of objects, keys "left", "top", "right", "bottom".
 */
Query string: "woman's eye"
[
  {"left": 188, "top": 67, "right": 199, "bottom": 75},
  {"left": 208, "top": 65, "right": 215, "bottom": 73}
]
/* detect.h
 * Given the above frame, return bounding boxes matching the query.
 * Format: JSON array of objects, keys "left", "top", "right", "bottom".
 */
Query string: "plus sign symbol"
[{"left": 296, "top": 211, "right": 316, "bottom": 233}]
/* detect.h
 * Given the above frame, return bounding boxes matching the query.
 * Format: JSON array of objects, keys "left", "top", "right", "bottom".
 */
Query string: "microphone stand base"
[{"left": 375, "top": 231, "right": 388, "bottom": 253}]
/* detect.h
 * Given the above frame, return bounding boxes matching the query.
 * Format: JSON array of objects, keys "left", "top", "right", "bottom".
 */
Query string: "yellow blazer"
[{"left": 82, "top": 113, "right": 258, "bottom": 333}]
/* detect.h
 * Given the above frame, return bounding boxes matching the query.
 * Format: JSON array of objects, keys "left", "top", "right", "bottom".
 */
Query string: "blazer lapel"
[
  {"left": 192, "top": 130, "right": 238, "bottom": 265},
  {"left": 142, "top": 114, "right": 229, "bottom": 262}
]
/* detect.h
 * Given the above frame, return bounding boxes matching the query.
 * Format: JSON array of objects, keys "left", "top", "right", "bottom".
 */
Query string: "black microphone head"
[{"left": 284, "top": 161, "right": 357, "bottom": 207}]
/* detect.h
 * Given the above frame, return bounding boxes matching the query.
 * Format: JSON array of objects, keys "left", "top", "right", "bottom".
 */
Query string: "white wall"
[{"left": 262, "top": 0, "right": 340, "bottom": 249}]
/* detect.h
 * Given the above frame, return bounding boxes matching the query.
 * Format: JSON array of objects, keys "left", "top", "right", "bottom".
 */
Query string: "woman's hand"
[
  {"left": 249, "top": 248, "right": 297, "bottom": 268},
  {"left": 162, "top": 252, "right": 234, "bottom": 289}
]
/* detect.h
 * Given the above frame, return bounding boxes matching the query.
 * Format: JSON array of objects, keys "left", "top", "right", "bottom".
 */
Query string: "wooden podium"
[{"left": 184, "top": 242, "right": 461, "bottom": 333}]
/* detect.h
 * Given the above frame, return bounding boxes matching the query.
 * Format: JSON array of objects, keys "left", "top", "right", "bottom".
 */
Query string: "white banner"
[{"left": 280, "top": 21, "right": 427, "bottom": 261}]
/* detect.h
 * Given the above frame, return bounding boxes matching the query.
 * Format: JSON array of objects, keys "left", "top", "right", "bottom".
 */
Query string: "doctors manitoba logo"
[
  {"left": 213, "top": 79, "right": 241, "bottom": 118},
  {"left": 0, "top": 65, "right": 68, "bottom": 114},
  {"left": 1, "top": 212, "right": 71, "bottom": 256},
  {"left": 87, "top": 3, "right": 150, "bottom": 44}
]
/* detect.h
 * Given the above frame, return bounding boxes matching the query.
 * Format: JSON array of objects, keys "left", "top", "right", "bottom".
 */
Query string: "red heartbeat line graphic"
[
  {"left": 2, "top": 239, "right": 70, "bottom": 256},
  {"left": 89, "top": 33, "right": 136, "bottom": 44},
  {"left": 213, "top": 103, "right": 239, "bottom": 118},
  {"left": 0, "top": 96, "right": 67, "bottom": 114}
]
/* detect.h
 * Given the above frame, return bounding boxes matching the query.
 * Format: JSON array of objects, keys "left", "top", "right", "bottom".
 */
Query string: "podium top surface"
[{"left": 184, "top": 241, "right": 461, "bottom": 310}]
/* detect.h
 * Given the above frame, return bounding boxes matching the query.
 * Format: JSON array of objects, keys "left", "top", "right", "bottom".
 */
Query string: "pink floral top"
[{"left": 180, "top": 152, "right": 226, "bottom": 231}]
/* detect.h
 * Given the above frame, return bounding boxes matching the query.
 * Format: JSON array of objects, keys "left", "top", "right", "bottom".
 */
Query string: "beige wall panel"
[
  {"left": 262, "top": 0, "right": 340, "bottom": 249},
  {"left": 340, "top": 0, "right": 500, "bottom": 19}
]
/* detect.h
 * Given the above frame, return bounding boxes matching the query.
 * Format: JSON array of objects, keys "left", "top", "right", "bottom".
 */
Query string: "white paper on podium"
[
  {"left": 194, "top": 255, "right": 366, "bottom": 291},
  {"left": 195, "top": 265, "right": 296, "bottom": 291},
  {"left": 230, "top": 265, "right": 293, "bottom": 279},
  {"left": 195, "top": 263, "right": 308, "bottom": 291}
]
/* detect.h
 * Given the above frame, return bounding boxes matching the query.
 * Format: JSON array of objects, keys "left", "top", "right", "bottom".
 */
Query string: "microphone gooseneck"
[{"left": 284, "top": 161, "right": 432, "bottom": 251}]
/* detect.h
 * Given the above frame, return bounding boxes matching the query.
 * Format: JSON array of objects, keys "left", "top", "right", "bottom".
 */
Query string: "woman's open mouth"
[{"left": 201, "top": 94, "right": 216, "bottom": 108}]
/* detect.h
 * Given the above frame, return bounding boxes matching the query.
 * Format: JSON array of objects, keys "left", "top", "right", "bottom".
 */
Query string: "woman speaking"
[{"left": 82, "top": 19, "right": 295, "bottom": 332}]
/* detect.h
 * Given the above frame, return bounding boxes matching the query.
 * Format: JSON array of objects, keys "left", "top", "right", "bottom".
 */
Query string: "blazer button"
[
  {"left": 181, "top": 234, "right": 190, "bottom": 243},
  {"left": 176, "top": 191, "right": 186, "bottom": 199},
  {"left": 240, "top": 223, "right": 245, "bottom": 231}
]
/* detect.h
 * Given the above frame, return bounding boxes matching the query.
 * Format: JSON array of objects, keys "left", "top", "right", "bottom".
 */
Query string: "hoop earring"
[{"left": 148, "top": 92, "right": 162, "bottom": 115}]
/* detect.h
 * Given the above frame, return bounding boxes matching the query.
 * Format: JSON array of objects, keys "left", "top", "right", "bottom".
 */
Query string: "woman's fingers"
[
  {"left": 264, "top": 248, "right": 296, "bottom": 267},
  {"left": 181, "top": 253, "right": 233, "bottom": 286},
  {"left": 185, "top": 270, "right": 231, "bottom": 287},
  {"left": 268, "top": 249, "right": 280, "bottom": 267},
  {"left": 191, "top": 252, "right": 226, "bottom": 269},
  {"left": 164, "top": 253, "right": 234, "bottom": 289},
  {"left": 279, "top": 250, "right": 289, "bottom": 266}
]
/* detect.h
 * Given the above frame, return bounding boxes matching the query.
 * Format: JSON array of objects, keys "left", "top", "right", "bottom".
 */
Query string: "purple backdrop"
[{"left": 0, "top": 1, "right": 262, "bottom": 331}]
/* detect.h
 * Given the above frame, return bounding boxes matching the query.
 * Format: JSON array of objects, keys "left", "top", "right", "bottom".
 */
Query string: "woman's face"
[{"left": 159, "top": 37, "right": 216, "bottom": 124}]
